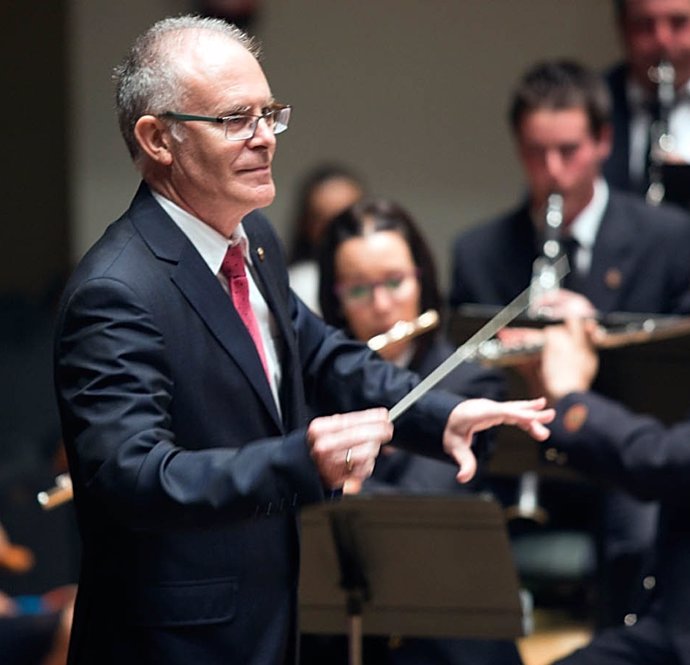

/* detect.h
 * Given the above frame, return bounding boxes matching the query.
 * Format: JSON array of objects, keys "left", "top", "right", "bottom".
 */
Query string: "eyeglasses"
[
  {"left": 335, "top": 271, "right": 419, "bottom": 307},
  {"left": 159, "top": 103, "right": 291, "bottom": 141}
]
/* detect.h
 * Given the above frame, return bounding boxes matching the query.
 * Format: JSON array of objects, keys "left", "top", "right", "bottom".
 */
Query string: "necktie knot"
[{"left": 221, "top": 243, "right": 246, "bottom": 281}]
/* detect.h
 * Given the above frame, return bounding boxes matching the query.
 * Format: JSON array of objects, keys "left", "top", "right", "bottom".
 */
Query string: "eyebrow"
[{"left": 219, "top": 98, "right": 276, "bottom": 116}]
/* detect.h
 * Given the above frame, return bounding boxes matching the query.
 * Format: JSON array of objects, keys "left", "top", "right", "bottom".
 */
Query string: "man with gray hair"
[{"left": 54, "top": 15, "right": 553, "bottom": 665}]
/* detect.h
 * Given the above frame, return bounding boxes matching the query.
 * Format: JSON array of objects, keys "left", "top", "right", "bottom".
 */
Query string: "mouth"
[{"left": 239, "top": 164, "right": 271, "bottom": 174}]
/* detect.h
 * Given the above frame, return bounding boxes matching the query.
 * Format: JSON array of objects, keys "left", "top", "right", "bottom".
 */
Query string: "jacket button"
[
  {"left": 624, "top": 613, "right": 637, "bottom": 627},
  {"left": 643, "top": 576, "right": 656, "bottom": 591}
]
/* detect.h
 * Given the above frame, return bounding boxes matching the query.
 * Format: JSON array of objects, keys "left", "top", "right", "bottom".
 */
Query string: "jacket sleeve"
[
  {"left": 55, "top": 275, "right": 325, "bottom": 531},
  {"left": 548, "top": 390, "right": 690, "bottom": 503}
]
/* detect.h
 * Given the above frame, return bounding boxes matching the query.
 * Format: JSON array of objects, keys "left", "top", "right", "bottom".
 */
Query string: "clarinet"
[
  {"left": 528, "top": 192, "right": 565, "bottom": 316},
  {"left": 646, "top": 60, "right": 676, "bottom": 205}
]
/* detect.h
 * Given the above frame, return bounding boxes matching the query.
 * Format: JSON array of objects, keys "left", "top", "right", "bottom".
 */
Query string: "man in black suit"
[
  {"left": 604, "top": 0, "right": 690, "bottom": 198},
  {"left": 449, "top": 59, "right": 690, "bottom": 628},
  {"left": 54, "top": 15, "right": 554, "bottom": 665},
  {"left": 538, "top": 317, "right": 690, "bottom": 665}
]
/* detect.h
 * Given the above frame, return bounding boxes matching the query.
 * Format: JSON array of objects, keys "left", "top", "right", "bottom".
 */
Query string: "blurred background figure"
[
  {"left": 449, "top": 58, "right": 690, "bottom": 630},
  {"left": 308, "top": 198, "right": 520, "bottom": 665},
  {"left": 532, "top": 317, "right": 690, "bottom": 665},
  {"left": 0, "top": 520, "right": 75, "bottom": 665},
  {"left": 605, "top": 0, "right": 690, "bottom": 205},
  {"left": 319, "top": 198, "right": 506, "bottom": 496},
  {"left": 195, "top": 0, "right": 264, "bottom": 32},
  {"left": 287, "top": 164, "right": 365, "bottom": 314}
]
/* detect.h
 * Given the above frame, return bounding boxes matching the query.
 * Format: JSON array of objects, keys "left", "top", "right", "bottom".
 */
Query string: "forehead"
[
  {"left": 518, "top": 108, "right": 594, "bottom": 143},
  {"left": 336, "top": 232, "right": 415, "bottom": 276},
  {"left": 625, "top": 0, "right": 690, "bottom": 19},
  {"left": 174, "top": 31, "right": 271, "bottom": 105}
]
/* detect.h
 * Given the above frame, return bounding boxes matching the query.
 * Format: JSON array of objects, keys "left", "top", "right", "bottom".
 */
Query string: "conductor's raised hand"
[
  {"left": 307, "top": 408, "right": 393, "bottom": 489},
  {"left": 443, "top": 397, "right": 555, "bottom": 484}
]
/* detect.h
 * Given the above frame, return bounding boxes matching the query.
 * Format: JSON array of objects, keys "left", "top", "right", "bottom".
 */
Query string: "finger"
[
  {"left": 525, "top": 418, "right": 554, "bottom": 441},
  {"left": 312, "top": 422, "right": 393, "bottom": 458},
  {"left": 308, "top": 408, "right": 392, "bottom": 444},
  {"left": 451, "top": 445, "right": 477, "bottom": 484}
]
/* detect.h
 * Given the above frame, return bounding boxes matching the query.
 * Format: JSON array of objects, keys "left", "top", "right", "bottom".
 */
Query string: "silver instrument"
[
  {"left": 367, "top": 310, "right": 439, "bottom": 352},
  {"left": 646, "top": 60, "right": 676, "bottom": 205},
  {"left": 529, "top": 193, "right": 565, "bottom": 316}
]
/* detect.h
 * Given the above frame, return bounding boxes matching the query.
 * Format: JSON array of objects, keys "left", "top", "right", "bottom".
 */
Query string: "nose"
[
  {"left": 370, "top": 284, "right": 396, "bottom": 313},
  {"left": 248, "top": 115, "right": 276, "bottom": 146},
  {"left": 652, "top": 19, "right": 674, "bottom": 53},
  {"left": 544, "top": 149, "right": 564, "bottom": 179}
]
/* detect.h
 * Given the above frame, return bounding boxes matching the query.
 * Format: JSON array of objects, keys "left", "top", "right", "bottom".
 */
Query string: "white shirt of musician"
[
  {"left": 152, "top": 190, "right": 282, "bottom": 412},
  {"left": 567, "top": 177, "right": 610, "bottom": 277}
]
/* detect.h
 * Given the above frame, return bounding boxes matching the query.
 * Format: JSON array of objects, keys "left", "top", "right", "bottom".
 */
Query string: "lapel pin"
[
  {"left": 257, "top": 247, "right": 265, "bottom": 262},
  {"left": 604, "top": 267, "right": 622, "bottom": 290}
]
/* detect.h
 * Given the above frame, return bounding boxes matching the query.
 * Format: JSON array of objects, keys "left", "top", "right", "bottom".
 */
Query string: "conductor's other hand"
[
  {"left": 307, "top": 408, "right": 393, "bottom": 489},
  {"left": 444, "top": 398, "right": 555, "bottom": 484}
]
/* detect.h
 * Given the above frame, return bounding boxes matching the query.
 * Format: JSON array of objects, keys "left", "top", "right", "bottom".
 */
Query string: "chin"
[{"left": 249, "top": 184, "right": 276, "bottom": 210}]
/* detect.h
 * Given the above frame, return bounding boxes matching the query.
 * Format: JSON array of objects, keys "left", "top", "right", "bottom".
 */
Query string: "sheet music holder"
[{"left": 299, "top": 494, "right": 524, "bottom": 661}]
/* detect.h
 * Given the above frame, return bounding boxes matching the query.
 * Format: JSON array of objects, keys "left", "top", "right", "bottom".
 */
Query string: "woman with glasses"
[
  {"left": 318, "top": 198, "right": 506, "bottom": 495},
  {"left": 312, "top": 198, "right": 521, "bottom": 664}
]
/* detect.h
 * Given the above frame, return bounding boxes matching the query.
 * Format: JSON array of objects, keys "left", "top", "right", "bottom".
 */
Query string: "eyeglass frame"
[
  {"left": 334, "top": 270, "right": 421, "bottom": 307},
  {"left": 158, "top": 103, "right": 292, "bottom": 141}
]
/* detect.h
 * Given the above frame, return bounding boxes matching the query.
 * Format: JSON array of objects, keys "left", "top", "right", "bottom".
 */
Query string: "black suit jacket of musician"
[
  {"left": 449, "top": 188, "right": 690, "bottom": 316},
  {"left": 549, "top": 391, "right": 690, "bottom": 663},
  {"left": 54, "top": 183, "right": 463, "bottom": 665}
]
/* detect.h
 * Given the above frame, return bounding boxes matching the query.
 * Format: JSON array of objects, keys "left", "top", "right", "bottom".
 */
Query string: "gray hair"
[{"left": 114, "top": 15, "right": 260, "bottom": 162}]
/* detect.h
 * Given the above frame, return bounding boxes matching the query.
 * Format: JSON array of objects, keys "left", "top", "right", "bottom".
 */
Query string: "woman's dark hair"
[
  {"left": 286, "top": 164, "right": 365, "bottom": 264},
  {"left": 318, "top": 198, "right": 442, "bottom": 360}
]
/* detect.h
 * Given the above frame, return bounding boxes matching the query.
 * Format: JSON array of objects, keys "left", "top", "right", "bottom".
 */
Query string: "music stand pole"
[{"left": 330, "top": 513, "right": 369, "bottom": 665}]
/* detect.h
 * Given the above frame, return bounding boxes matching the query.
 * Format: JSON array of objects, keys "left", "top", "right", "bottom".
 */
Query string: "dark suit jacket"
[
  {"left": 363, "top": 335, "right": 505, "bottom": 495},
  {"left": 603, "top": 63, "right": 637, "bottom": 195},
  {"left": 54, "top": 183, "right": 462, "bottom": 665},
  {"left": 549, "top": 392, "right": 690, "bottom": 664},
  {"left": 449, "top": 189, "right": 690, "bottom": 315}
]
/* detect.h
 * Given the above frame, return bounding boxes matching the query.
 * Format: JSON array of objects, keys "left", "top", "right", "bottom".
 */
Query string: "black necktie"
[{"left": 562, "top": 236, "right": 585, "bottom": 293}]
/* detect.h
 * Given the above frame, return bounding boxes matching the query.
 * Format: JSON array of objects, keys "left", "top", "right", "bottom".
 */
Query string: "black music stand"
[{"left": 299, "top": 494, "right": 523, "bottom": 665}]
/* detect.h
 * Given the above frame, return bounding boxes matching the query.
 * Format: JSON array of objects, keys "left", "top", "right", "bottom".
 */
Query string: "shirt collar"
[
  {"left": 568, "top": 177, "right": 609, "bottom": 250},
  {"left": 151, "top": 190, "right": 251, "bottom": 274}
]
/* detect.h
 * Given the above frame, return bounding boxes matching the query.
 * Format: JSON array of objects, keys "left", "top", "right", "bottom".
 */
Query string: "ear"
[
  {"left": 134, "top": 115, "right": 174, "bottom": 165},
  {"left": 596, "top": 123, "right": 613, "bottom": 162}
]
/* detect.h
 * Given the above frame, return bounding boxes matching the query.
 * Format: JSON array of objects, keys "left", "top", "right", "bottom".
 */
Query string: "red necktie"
[{"left": 221, "top": 244, "right": 270, "bottom": 380}]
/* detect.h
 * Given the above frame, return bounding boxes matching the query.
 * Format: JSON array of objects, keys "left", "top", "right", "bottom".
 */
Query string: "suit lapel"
[
  {"left": 586, "top": 196, "right": 636, "bottom": 313},
  {"left": 130, "top": 185, "right": 283, "bottom": 430},
  {"left": 244, "top": 223, "right": 302, "bottom": 430}
]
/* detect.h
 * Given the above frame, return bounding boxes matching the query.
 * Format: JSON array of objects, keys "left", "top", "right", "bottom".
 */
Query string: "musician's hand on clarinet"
[
  {"left": 443, "top": 397, "right": 555, "bottom": 483},
  {"left": 532, "top": 288, "right": 597, "bottom": 320},
  {"left": 541, "top": 317, "right": 599, "bottom": 401}
]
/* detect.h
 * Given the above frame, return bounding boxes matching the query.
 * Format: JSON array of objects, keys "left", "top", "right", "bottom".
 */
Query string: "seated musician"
[
  {"left": 534, "top": 316, "right": 690, "bottom": 665},
  {"left": 0, "top": 521, "right": 75, "bottom": 665},
  {"left": 449, "top": 58, "right": 690, "bottom": 628},
  {"left": 319, "top": 197, "right": 505, "bottom": 496},
  {"left": 310, "top": 197, "right": 522, "bottom": 665},
  {"left": 604, "top": 0, "right": 690, "bottom": 205}
]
